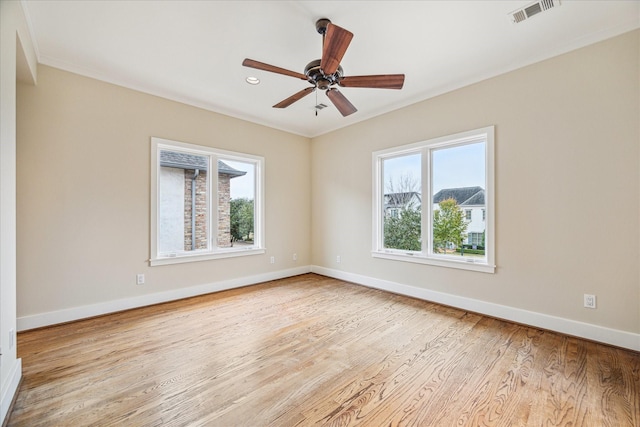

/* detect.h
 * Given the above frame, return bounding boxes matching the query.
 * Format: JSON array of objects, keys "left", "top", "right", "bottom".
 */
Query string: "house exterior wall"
[
  {"left": 463, "top": 205, "right": 485, "bottom": 239},
  {"left": 158, "top": 167, "right": 185, "bottom": 253},
  {"left": 158, "top": 167, "right": 234, "bottom": 252},
  {"left": 384, "top": 193, "right": 421, "bottom": 217},
  {"left": 464, "top": 206, "right": 485, "bottom": 246}
]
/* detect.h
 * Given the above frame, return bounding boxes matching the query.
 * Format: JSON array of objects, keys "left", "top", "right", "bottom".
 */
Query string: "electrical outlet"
[
  {"left": 293, "top": 253, "right": 297, "bottom": 261},
  {"left": 270, "top": 256, "right": 275, "bottom": 264},
  {"left": 136, "top": 274, "right": 145, "bottom": 285},
  {"left": 584, "top": 294, "right": 596, "bottom": 309},
  {"left": 337, "top": 255, "right": 341, "bottom": 263}
]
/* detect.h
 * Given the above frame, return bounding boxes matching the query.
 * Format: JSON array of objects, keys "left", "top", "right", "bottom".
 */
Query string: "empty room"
[{"left": 1, "top": 0, "right": 639, "bottom": 425}]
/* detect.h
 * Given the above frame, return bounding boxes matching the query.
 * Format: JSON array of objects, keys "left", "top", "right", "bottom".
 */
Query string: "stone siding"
[
  {"left": 184, "top": 169, "right": 209, "bottom": 250},
  {"left": 217, "top": 173, "right": 232, "bottom": 247}
]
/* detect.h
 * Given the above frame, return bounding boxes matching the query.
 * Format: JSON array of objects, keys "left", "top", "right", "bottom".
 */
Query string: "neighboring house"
[
  {"left": 385, "top": 187, "right": 485, "bottom": 247},
  {"left": 383, "top": 191, "right": 421, "bottom": 217},
  {"left": 159, "top": 151, "right": 246, "bottom": 253},
  {"left": 433, "top": 186, "right": 485, "bottom": 247}
]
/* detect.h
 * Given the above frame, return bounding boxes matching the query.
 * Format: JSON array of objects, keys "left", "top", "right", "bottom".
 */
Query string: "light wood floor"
[{"left": 8, "top": 274, "right": 640, "bottom": 426}]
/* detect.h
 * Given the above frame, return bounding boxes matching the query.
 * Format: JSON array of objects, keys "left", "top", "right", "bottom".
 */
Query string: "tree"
[
  {"left": 433, "top": 198, "right": 467, "bottom": 254},
  {"left": 230, "top": 198, "right": 254, "bottom": 242},
  {"left": 384, "top": 206, "right": 421, "bottom": 251},
  {"left": 383, "top": 173, "right": 421, "bottom": 251}
]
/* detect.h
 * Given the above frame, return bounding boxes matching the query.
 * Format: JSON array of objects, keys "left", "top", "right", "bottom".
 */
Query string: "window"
[
  {"left": 382, "top": 153, "right": 421, "bottom": 251},
  {"left": 372, "top": 126, "right": 494, "bottom": 273},
  {"left": 150, "top": 137, "right": 264, "bottom": 265},
  {"left": 468, "top": 232, "right": 484, "bottom": 247}
]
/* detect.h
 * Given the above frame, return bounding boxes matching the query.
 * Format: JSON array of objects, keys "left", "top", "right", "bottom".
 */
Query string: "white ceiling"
[{"left": 21, "top": 1, "right": 640, "bottom": 138}]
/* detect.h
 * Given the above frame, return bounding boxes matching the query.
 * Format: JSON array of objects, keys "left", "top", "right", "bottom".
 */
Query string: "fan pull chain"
[{"left": 315, "top": 90, "right": 318, "bottom": 116}]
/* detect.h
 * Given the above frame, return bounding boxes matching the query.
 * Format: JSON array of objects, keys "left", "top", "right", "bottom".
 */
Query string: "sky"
[
  {"left": 226, "top": 141, "right": 485, "bottom": 200},
  {"left": 225, "top": 160, "right": 255, "bottom": 200},
  {"left": 384, "top": 141, "right": 485, "bottom": 194}
]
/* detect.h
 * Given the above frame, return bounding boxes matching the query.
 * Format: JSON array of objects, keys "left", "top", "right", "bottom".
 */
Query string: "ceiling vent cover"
[{"left": 509, "top": 0, "right": 559, "bottom": 23}]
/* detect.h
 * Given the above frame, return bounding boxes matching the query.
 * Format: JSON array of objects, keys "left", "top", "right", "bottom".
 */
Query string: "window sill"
[
  {"left": 371, "top": 250, "right": 495, "bottom": 274},
  {"left": 150, "top": 247, "right": 266, "bottom": 266}
]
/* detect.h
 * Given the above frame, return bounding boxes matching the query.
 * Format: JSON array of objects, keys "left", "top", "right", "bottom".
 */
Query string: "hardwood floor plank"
[
  {"left": 586, "top": 341, "right": 640, "bottom": 426},
  {"left": 8, "top": 274, "right": 640, "bottom": 426},
  {"left": 526, "top": 335, "right": 590, "bottom": 426},
  {"left": 375, "top": 319, "right": 525, "bottom": 426}
]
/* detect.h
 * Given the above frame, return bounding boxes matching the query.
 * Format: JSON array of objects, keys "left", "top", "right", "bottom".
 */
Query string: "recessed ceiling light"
[{"left": 246, "top": 77, "right": 260, "bottom": 85}]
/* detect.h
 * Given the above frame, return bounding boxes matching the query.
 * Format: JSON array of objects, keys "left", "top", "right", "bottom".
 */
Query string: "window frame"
[
  {"left": 372, "top": 126, "right": 495, "bottom": 273},
  {"left": 150, "top": 137, "right": 265, "bottom": 266}
]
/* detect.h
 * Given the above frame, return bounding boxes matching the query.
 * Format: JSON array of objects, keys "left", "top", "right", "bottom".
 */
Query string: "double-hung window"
[
  {"left": 372, "top": 126, "right": 495, "bottom": 273},
  {"left": 150, "top": 137, "right": 265, "bottom": 266}
]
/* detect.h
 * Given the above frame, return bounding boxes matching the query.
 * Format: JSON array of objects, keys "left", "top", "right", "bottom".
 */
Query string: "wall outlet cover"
[{"left": 584, "top": 294, "right": 596, "bottom": 309}]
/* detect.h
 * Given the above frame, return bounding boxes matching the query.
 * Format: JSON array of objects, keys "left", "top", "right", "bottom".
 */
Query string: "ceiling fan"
[{"left": 242, "top": 18, "right": 405, "bottom": 117}]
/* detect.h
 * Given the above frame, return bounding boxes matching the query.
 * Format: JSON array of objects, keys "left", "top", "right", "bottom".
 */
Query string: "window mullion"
[
  {"left": 422, "top": 147, "right": 431, "bottom": 256},
  {"left": 377, "top": 157, "right": 385, "bottom": 252}
]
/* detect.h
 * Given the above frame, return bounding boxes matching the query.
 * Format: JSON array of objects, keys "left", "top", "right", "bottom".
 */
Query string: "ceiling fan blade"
[
  {"left": 321, "top": 23, "right": 353, "bottom": 76},
  {"left": 339, "top": 74, "right": 405, "bottom": 89},
  {"left": 326, "top": 88, "right": 357, "bottom": 117},
  {"left": 242, "top": 58, "right": 308, "bottom": 80},
  {"left": 273, "top": 87, "right": 315, "bottom": 108}
]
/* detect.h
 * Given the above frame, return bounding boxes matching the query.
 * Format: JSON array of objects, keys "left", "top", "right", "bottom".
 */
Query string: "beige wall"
[
  {"left": 312, "top": 30, "right": 640, "bottom": 335},
  {"left": 15, "top": 30, "right": 639, "bottom": 346},
  {"left": 17, "top": 65, "right": 311, "bottom": 317}
]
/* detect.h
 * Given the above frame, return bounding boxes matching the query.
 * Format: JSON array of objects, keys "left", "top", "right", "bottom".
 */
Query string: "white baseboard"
[
  {"left": 311, "top": 266, "right": 640, "bottom": 352},
  {"left": 17, "top": 266, "right": 311, "bottom": 331},
  {"left": 17, "top": 265, "right": 639, "bottom": 351},
  {"left": 1, "top": 358, "right": 21, "bottom": 425}
]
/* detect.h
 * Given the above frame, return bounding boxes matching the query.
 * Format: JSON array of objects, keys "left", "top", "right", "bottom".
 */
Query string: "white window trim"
[
  {"left": 372, "top": 126, "right": 495, "bottom": 274},
  {"left": 150, "top": 137, "right": 265, "bottom": 266}
]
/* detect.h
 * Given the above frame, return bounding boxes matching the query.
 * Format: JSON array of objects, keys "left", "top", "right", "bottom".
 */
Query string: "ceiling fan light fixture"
[
  {"left": 245, "top": 76, "right": 260, "bottom": 85},
  {"left": 317, "top": 78, "right": 331, "bottom": 90}
]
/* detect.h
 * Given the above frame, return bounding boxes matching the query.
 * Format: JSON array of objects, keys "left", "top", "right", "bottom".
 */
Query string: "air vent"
[
  {"left": 315, "top": 103, "right": 328, "bottom": 110},
  {"left": 509, "top": 0, "right": 559, "bottom": 23}
]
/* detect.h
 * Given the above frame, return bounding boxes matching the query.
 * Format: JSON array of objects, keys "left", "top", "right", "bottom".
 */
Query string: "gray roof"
[
  {"left": 460, "top": 189, "right": 485, "bottom": 206},
  {"left": 433, "top": 186, "right": 484, "bottom": 206},
  {"left": 217, "top": 161, "right": 246, "bottom": 178},
  {"left": 160, "top": 151, "right": 246, "bottom": 178},
  {"left": 384, "top": 192, "right": 421, "bottom": 208}
]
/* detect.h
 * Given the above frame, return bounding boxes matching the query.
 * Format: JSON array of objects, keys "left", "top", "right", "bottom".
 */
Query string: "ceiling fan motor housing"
[{"left": 304, "top": 59, "right": 344, "bottom": 90}]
